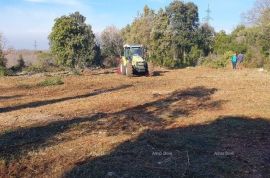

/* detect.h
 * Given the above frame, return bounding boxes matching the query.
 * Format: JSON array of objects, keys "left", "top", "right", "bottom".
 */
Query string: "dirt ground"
[{"left": 0, "top": 67, "right": 269, "bottom": 177}]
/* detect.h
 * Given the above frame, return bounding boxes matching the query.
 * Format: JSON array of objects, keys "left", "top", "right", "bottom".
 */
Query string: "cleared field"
[{"left": 0, "top": 67, "right": 269, "bottom": 177}]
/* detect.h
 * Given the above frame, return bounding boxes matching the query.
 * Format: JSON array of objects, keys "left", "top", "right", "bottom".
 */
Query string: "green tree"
[
  {"left": 0, "top": 34, "right": 7, "bottom": 76},
  {"left": 0, "top": 34, "right": 6, "bottom": 67},
  {"left": 196, "top": 23, "right": 215, "bottom": 56},
  {"left": 150, "top": 9, "right": 173, "bottom": 67},
  {"left": 121, "top": 1, "right": 213, "bottom": 68},
  {"left": 92, "top": 44, "right": 102, "bottom": 66},
  {"left": 166, "top": 0, "right": 199, "bottom": 65},
  {"left": 121, "top": 5, "right": 155, "bottom": 50},
  {"left": 213, "top": 31, "right": 232, "bottom": 55},
  {"left": 257, "top": 9, "right": 270, "bottom": 56},
  {"left": 49, "top": 12, "right": 97, "bottom": 68}
]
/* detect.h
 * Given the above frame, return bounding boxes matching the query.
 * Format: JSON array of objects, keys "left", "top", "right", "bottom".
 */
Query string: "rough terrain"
[{"left": 0, "top": 67, "right": 269, "bottom": 177}]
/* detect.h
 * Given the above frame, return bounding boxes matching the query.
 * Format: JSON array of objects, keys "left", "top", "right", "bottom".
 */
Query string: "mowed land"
[{"left": 0, "top": 67, "right": 270, "bottom": 177}]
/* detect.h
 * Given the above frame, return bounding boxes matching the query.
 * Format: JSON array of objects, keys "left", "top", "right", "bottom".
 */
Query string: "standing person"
[
  {"left": 231, "top": 52, "right": 238, "bottom": 70},
  {"left": 237, "top": 52, "right": 244, "bottom": 69}
]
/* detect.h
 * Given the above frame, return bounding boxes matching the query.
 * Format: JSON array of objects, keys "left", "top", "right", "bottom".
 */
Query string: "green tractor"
[{"left": 119, "top": 44, "right": 154, "bottom": 77}]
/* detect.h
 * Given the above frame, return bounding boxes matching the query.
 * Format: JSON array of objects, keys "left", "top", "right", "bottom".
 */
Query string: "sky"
[{"left": 0, "top": 0, "right": 256, "bottom": 50}]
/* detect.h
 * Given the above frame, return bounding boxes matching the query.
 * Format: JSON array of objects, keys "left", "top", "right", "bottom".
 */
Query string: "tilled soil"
[{"left": 0, "top": 67, "right": 269, "bottom": 177}]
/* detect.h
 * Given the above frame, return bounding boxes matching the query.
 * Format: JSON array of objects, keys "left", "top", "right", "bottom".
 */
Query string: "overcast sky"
[{"left": 0, "top": 0, "right": 256, "bottom": 50}]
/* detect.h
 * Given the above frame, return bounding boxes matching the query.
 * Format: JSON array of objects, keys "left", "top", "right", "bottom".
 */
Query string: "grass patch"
[{"left": 37, "top": 76, "right": 64, "bottom": 87}]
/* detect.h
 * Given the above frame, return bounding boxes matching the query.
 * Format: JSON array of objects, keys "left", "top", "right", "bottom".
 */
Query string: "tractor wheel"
[
  {"left": 126, "top": 62, "right": 133, "bottom": 77},
  {"left": 120, "top": 63, "right": 126, "bottom": 75},
  {"left": 147, "top": 62, "right": 154, "bottom": 76}
]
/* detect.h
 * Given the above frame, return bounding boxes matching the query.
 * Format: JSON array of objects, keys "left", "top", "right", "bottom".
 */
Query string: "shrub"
[
  {"left": 186, "top": 46, "right": 203, "bottom": 66},
  {"left": 102, "top": 56, "right": 119, "bottom": 67},
  {"left": 162, "top": 58, "right": 177, "bottom": 68},
  {"left": 202, "top": 51, "right": 233, "bottom": 69},
  {"left": 264, "top": 60, "right": 270, "bottom": 70},
  {"left": 0, "top": 66, "right": 7, "bottom": 76},
  {"left": 17, "top": 55, "right": 25, "bottom": 68},
  {"left": 0, "top": 53, "right": 7, "bottom": 76},
  {"left": 10, "top": 54, "right": 26, "bottom": 73},
  {"left": 36, "top": 52, "right": 55, "bottom": 68},
  {"left": 37, "top": 77, "right": 64, "bottom": 87},
  {"left": 0, "top": 57, "right": 7, "bottom": 68},
  {"left": 25, "top": 64, "right": 46, "bottom": 73}
]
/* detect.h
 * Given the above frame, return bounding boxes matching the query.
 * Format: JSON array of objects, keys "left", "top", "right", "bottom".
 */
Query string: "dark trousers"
[{"left": 232, "top": 62, "right": 237, "bottom": 69}]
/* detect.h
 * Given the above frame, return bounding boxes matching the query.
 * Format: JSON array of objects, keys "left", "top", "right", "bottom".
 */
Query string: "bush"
[
  {"left": 36, "top": 52, "right": 55, "bottom": 68},
  {"left": 242, "top": 48, "right": 268, "bottom": 68},
  {"left": 186, "top": 46, "right": 203, "bottom": 66},
  {"left": 263, "top": 59, "right": 270, "bottom": 70},
  {"left": 161, "top": 58, "right": 177, "bottom": 68},
  {"left": 17, "top": 55, "right": 25, "bottom": 68},
  {"left": 37, "top": 77, "right": 64, "bottom": 87},
  {"left": 0, "top": 66, "right": 7, "bottom": 76},
  {"left": 25, "top": 65, "right": 45, "bottom": 73},
  {"left": 102, "top": 56, "right": 119, "bottom": 67},
  {"left": 202, "top": 51, "right": 233, "bottom": 69},
  {"left": 10, "top": 54, "right": 26, "bottom": 73},
  {"left": 0, "top": 57, "right": 7, "bottom": 68}
]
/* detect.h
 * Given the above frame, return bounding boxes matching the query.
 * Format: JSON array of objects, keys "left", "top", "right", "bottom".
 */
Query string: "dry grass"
[{"left": 0, "top": 67, "right": 269, "bottom": 177}]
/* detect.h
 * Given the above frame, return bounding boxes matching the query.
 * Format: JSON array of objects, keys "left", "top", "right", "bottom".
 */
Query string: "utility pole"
[
  {"left": 34, "top": 40, "right": 37, "bottom": 51},
  {"left": 203, "top": 4, "right": 212, "bottom": 24}
]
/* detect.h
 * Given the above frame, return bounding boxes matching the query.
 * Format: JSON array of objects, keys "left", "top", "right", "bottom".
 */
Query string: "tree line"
[
  {"left": 48, "top": 1, "right": 215, "bottom": 69},
  {"left": 0, "top": 0, "right": 270, "bottom": 75},
  {"left": 121, "top": 2, "right": 214, "bottom": 67}
]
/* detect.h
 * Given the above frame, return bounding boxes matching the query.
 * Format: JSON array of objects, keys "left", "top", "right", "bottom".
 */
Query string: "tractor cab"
[{"left": 124, "top": 44, "right": 144, "bottom": 60}]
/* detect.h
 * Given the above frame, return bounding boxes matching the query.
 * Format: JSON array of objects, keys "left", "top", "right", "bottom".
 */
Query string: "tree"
[
  {"left": 121, "top": 5, "right": 155, "bottom": 50},
  {"left": 213, "top": 31, "right": 232, "bottom": 55},
  {"left": 92, "top": 44, "right": 102, "bottom": 66},
  {"left": 244, "top": 0, "right": 270, "bottom": 25},
  {"left": 121, "top": 1, "right": 212, "bottom": 68},
  {"left": 150, "top": 9, "right": 173, "bottom": 67},
  {"left": 166, "top": 0, "right": 199, "bottom": 64},
  {"left": 0, "top": 34, "right": 7, "bottom": 68},
  {"left": 241, "top": 0, "right": 270, "bottom": 67},
  {"left": 49, "top": 12, "right": 97, "bottom": 68},
  {"left": 196, "top": 23, "right": 215, "bottom": 56},
  {"left": 101, "top": 26, "right": 123, "bottom": 58},
  {"left": 0, "top": 34, "right": 7, "bottom": 76},
  {"left": 257, "top": 9, "right": 270, "bottom": 56}
]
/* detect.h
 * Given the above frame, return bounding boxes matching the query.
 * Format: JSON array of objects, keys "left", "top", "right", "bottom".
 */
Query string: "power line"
[
  {"left": 203, "top": 4, "right": 213, "bottom": 24},
  {"left": 34, "top": 40, "right": 37, "bottom": 51}
]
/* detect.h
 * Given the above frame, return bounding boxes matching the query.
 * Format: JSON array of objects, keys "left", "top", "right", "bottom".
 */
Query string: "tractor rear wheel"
[
  {"left": 147, "top": 62, "right": 154, "bottom": 76},
  {"left": 120, "top": 63, "right": 126, "bottom": 75},
  {"left": 126, "top": 62, "right": 133, "bottom": 77}
]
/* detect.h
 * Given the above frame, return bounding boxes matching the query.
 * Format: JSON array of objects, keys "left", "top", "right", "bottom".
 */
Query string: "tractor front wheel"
[
  {"left": 120, "top": 63, "right": 126, "bottom": 75},
  {"left": 126, "top": 62, "right": 133, "bottom": 77}
]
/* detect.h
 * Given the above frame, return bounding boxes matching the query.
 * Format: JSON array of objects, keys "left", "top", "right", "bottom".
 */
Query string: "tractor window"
[
  {"left": 131, "top": 48, "right": 143, "bottom": 57},
  {"left": 124, "top": 48, "right": 131, "bottom": 58}
]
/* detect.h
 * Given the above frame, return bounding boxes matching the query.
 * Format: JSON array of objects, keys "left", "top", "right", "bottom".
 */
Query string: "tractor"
[{"left": 119, "top": 44, "right": 154, "bottom": 77}]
